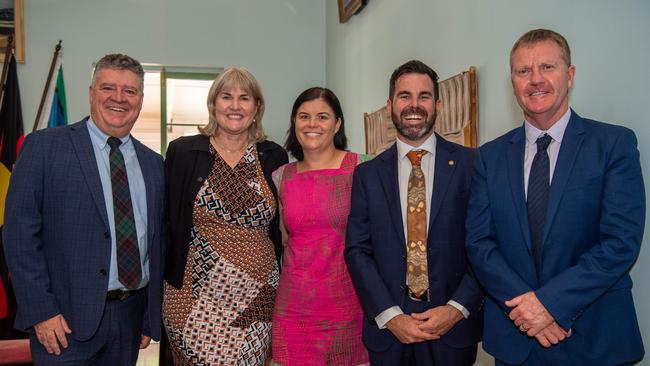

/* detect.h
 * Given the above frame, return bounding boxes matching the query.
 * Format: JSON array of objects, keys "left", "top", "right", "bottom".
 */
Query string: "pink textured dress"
[{"left": 271, "top": 152, "right": 369, "bottom": 365}]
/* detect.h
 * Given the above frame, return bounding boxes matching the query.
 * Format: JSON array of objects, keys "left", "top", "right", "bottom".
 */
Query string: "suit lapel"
[
  {"left": 507, "top": 126, "right": 532, "bottom": 251},
  {"left": 378, "top": 145, "right": 406, "bottom": 247},
  {"left": 543, "top": 111, "right": 585, "bottom": 242},
  {"left": 69, "top": 119, "right": 110, "bottom": 229},
  {"left": 428, "top": 135, "right": 456, "bottom": 230}
]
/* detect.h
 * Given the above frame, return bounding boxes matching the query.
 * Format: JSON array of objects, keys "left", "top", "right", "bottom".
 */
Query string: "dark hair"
[
  {"left": 92, "top": 53, "right": 144, "bottom": 88},
  {"left": 510, "top": 28, "right": 571, "bottom": 68},
  {"left": 285, "top": 87, "right": 348, "bottom": 161},
  {"left": 389, "top": 60, "right": 439, "bottom": 101}
]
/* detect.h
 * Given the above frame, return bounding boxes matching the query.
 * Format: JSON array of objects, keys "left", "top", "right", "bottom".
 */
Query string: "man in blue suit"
[
  {"left": 345, "top": 60, "right": 483, "bottom": 365},
  {"left": 3, "top": 54, "right": 164, "bottom": 365},
  {"left": 466, "top": 29, "right": 645, "bottom": 365}
]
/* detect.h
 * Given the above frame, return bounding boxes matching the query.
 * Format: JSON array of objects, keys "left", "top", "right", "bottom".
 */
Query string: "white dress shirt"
[
  {"left": 524, "top": 108, "right": 571, "bottom": 198},
  {"left": 87, "top": 118, "right": 149, "bottom": 291},
  {"left": 375, "top": 133, "right": 468, "bottom": 329}
]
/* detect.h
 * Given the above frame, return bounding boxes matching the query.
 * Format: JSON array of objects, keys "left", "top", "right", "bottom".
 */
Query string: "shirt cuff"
[
  {"left": 447, "top": 300, "right": 469, "bottom": 319},
  {"left": 375, "top": 306, "right": 403, "bottom": 329}
]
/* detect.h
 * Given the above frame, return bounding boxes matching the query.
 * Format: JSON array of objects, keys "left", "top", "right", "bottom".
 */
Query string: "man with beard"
[{"left": 345, "top": 60, "right": 483, "bottom": 365}]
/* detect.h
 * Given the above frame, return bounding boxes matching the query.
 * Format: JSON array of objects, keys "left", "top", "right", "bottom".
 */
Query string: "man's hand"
[
  {"left": 140, "top": 335, "right": 152, "bottom": 349},
  {"left": 534, "top": 322, "right": 572, "bottom": 348},
  {"left": 505, "top": 291, "right": 554, "bottom": 336},
  {"left": 412, "top": 305, "right": 464, "bottom": 337},
  {"left": 34, "top": 314, "right": 72, "bottom": 355},
  {"left": 385, "top": 314, "right": 438, "bottom": 344}
]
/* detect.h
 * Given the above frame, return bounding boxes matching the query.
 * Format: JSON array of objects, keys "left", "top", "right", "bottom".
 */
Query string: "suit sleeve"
[
  {"left": 449, "top": 263, "right": 484, "bottom": 317},
  {"left": 448, "top": 149, "right": 485, "bottom": 316},
  {"left": 3, "top": 133, "right": 61, "bottom": 330},
  {"left": 265, "top": 146, "right": 288, "bottom": 267},
  {"left": 142, "top": 298, "right": 151, "bottom": 337},
  {"left": 344, "top": 167, "right": 397, "bottom": 319},
  {"left": 144, "top": 152, "right": 166, "bottom": 341},
  {"left": 535, "top": 128, "right": 645, "bottom": 329},
  {"left": 465, "top": 148, "right": 532, "bottom": 312}
]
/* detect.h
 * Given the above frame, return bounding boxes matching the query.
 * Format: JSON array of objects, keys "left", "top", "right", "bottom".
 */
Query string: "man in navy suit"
[
  {"left": 466, "top": 29, "right": 645, "bottom": 365},
  {"left": 345, "top": 60, "right": 483, "bottom": 365},
  {"left": 3, "top": 54, "right": 164, "bottom": 365}
]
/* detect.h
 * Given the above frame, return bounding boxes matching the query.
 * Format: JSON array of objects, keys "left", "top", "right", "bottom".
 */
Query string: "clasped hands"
[
  {"left": 386, "top": 305, "right": 463, "bottom": 344},
  {"left": 505, "top": 291, "right": 572, "bottom": 348}
]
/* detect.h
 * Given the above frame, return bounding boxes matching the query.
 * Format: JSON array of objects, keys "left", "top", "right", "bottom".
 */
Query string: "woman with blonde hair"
[{"left": 163, "top": 67, "right": 287, "bottom": 365}]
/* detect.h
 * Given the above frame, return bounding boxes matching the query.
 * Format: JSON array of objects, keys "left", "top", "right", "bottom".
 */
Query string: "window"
[{"left": 132, "top": 66, "right": 221, "bottom": 155}]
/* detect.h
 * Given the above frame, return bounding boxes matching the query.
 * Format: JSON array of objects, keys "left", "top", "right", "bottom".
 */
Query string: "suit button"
[
  {"left": 104, "top": 231, "right": 110, "bottom": 239},
  {"left": 99, "top": 269, "right": 107, "bottom": 276}
]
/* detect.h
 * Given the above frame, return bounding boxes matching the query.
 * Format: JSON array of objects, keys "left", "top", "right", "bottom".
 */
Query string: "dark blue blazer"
[
  {"left": 3, "top": 119, "right": 165, "bottom": 341},
  {"left": 465, "top": 111, "right": 645, "bottom": 365},
  {"left": 345, "top": 134, "right": 483, "bottom": 353}
]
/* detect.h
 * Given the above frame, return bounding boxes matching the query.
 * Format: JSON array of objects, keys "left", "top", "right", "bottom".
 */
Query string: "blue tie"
[{"left": 527, "top": 134, "right": 552, "bottom": 284}]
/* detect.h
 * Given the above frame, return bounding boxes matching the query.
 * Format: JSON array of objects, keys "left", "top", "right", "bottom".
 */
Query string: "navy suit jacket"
[
  {"left": 465, "top": 111, "right": 645, "bottom": 365},
  {"left": 3, "top": 119, "right": 165, "bottom": 341},
  {"left": 345, "top": 134, "right": 483, "bottom": 353}
]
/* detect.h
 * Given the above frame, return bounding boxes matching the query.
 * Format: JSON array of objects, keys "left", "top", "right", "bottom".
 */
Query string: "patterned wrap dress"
[
  {"left": 163, "top": 144, "right": 279, "bottom": 366},
  {"left": 271, "top": 152, "right": 370, "bottom": 365}
]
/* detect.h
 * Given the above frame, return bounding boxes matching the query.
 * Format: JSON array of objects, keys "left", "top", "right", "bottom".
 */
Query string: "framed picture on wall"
[
  {"left": 0, "top": 0, "right": 24, "bottom": 63},
  {"left": 338, "top": 0, "right": 367, "bottom": 23}
]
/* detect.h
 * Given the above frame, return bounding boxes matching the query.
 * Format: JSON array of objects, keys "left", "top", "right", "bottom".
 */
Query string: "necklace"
[{"left": 210, "top": 135, "right": 249, "bottom": 153}]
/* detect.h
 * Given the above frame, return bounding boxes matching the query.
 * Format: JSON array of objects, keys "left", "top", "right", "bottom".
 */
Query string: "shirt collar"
[
  {"left": 396, "top": 132, "right": 437, "bottom": 161},
  {"left": 87, "top": 117, "right": 132, "bottom": 151},
  {"left": 524, "top": 108, "right": 571, "bottom": 145}
]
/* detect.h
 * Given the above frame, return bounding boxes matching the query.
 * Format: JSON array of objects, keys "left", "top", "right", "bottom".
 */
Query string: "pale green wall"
[
  {"left": 10, "top": 0, "right": 650, "bottom": 363},
  {"left": 326, "top": 0, "right": 650, "bottom": 364},
  {"left": 18, "top": 0, "right": 326, "bottom": 144}
]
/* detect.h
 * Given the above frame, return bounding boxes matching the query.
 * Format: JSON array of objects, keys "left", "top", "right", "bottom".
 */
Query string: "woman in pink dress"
[{"left": 271, "top": 87, "right": 369, "bottom": 365}]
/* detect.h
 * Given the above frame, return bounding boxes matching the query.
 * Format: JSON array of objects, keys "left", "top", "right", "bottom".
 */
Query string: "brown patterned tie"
[{"left": 406, "top": 150, "right": 428, "bottom": 299}]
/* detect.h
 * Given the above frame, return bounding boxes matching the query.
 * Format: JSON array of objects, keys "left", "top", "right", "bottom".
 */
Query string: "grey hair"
[{"left": 91, "top": 53, "right": 145, "bottom": 87}]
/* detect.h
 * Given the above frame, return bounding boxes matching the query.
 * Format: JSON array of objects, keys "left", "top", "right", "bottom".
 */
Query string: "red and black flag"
[{"left": 0, "top": 52, "right": 25, "bottom": 337}]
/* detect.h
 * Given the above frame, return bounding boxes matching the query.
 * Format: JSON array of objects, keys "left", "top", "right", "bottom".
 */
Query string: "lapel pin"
[{"left": 448, "top": 160, "right": 455, "bottom": 166}]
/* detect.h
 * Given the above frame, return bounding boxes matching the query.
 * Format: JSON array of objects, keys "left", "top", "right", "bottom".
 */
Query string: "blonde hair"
[
  {"left": 201, "top": 67, "right": 267, "bottom": 142},
  {"left": 510, "top": 28, "right": 571, "bottom": 69}
]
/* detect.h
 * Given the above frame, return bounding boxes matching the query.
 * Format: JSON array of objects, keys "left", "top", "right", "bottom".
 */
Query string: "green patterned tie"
[{"left": 107, "top": 137, "right": 141, "bottom": 290}]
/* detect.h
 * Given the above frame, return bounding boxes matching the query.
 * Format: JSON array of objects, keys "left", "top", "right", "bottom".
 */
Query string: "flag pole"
[
  {"left": 32, "top": 40, "right": 62, "bottom": 132},
  {"left": 0, "top": 36, "right": 14, "bottom": 107}
]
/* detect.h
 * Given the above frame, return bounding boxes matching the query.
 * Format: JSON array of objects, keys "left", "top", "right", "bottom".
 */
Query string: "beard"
[{"left": 391, "top": 106, "right": 436, "bottom": 141}]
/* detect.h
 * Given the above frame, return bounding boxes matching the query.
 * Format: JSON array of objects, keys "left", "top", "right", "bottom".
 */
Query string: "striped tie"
[
  {"left": 527, "top": 134, "right": 552, "bottom": 284},
  {"left": 107, "top": 137, "right": 142, "bottom": 290}
]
